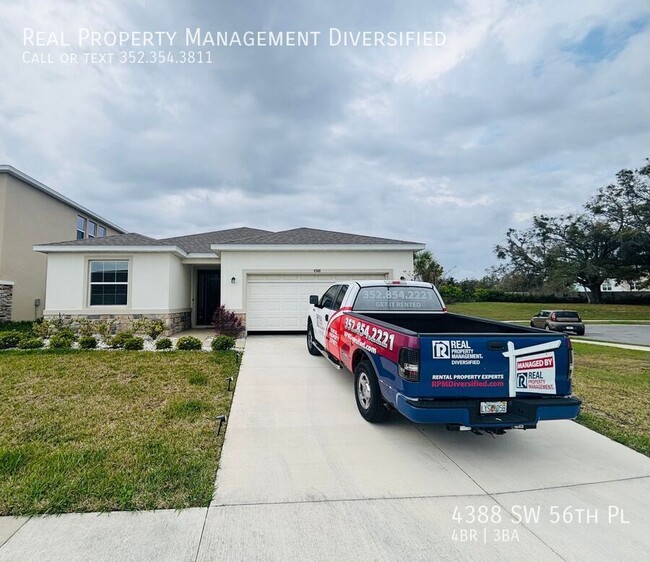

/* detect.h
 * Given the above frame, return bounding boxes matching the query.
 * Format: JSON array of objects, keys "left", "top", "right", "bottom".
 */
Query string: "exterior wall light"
[{"left": 231, "top": 277, "right": 236, "bottom": 284}]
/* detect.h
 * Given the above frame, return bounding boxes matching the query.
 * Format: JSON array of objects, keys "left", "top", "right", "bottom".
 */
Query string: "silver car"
[{"left": 530, "top": 310, "right": 585, "bottom": 335}]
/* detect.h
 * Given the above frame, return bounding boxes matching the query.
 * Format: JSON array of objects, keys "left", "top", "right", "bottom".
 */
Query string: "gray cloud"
[{"left": 1, "top": 0, "right": 649, "bottom": 278}]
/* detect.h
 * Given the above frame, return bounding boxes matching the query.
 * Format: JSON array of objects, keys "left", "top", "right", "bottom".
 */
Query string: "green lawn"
[
  {"left": 0, "top": 350, "right": 239, "bottom": 515},
  {"left": 447, "top": 302, "right": 650, "bottom": 322},
  {"left": 572, "top": 343, "right": 650, "bottom": 457}
]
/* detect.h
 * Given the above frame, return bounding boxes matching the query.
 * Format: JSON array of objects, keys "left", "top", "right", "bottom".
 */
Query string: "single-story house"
[{"left": 35, "top": 227, "right": 424, "bottom": 333}]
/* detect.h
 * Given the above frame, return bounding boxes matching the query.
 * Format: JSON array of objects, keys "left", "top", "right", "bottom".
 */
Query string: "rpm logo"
[
  {"left": 517, "top": 373, "right": 528, "bottom": 389},
  {"left": 431, "top": 340, "right": 450, "bottom": 359}
]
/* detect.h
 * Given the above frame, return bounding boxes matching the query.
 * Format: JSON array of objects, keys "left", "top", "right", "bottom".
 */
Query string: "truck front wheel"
[
  {"left": 307, "top": 322, "right": 321, "bottom": 356},
  {"left": 354, "top": 360, "right": 389, "bottom": 423}
]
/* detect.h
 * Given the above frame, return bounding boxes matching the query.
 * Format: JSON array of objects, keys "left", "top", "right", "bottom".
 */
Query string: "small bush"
[
  {"left": 56, "top": 327, "right": 78, "bottom": 342},
  {"left": 123, "top": 336, "right": 144, "bottom": 351},
  {"left": 0, "top": 321, "right": 33, "bottom": 334},
  {"left": 212, "top": 335, "right": 236, "bottom": 351},
  {"left": 176, "top": 336, "right": 203, "bottom": 351},
  {"left": 75, "top": 317, "right": 96, "bottom": 337},
  {"left": 0, "top": 331, "right": 22, "bottom": 350},
  {"left": 145, "top": 319, "right": 166, "bottom": 340},
  {"left": 79, "top": 336, "right": 98, "bottom": 349},
  {"left": 155, "top": 337, "right": 172, "bottom": 350},
  {"left": 107, "top": 331, "right": 133, "bottom": 349},
  {"left": 49, "top": 334, "right": 73, "bottom": 349},
  {"left": 212, "top": 305, "right": 244, "bottom": 338},
  {"left": 18, "top": 337, "right": 44, "bottom": 350}
]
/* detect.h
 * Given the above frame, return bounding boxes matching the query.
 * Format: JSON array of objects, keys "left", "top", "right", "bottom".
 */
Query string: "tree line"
[{"left": 414, "top": 158, "right": 650, "bottom": 304}]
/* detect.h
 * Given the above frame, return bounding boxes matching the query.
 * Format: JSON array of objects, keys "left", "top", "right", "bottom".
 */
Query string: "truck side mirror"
[{"left": 309, "top": 295, "right": 319, "bottom": 305}]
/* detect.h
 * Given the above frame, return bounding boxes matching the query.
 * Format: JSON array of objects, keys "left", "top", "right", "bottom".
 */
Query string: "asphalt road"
[{"left": 577, "top": 324, "right": 649, "bottom": 346}]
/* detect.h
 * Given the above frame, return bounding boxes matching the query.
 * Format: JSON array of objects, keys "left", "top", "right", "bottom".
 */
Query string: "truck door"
[{"left": 314, "top": 285, "right": 340, "bottom": 347}]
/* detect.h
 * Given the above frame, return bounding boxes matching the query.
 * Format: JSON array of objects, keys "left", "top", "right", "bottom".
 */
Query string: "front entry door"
[{"left": 196, "top": 270, "right": 220, "bottom": 325}]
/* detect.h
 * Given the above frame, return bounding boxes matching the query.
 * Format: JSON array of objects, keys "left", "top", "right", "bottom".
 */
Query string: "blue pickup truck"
[{"left": 307, "top": 280, "right": 581, "bottom": 434}]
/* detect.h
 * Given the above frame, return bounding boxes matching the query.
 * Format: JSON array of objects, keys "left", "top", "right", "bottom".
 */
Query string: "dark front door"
[{"left": 196, "top": 270, "right": 220, "bottom": 325}]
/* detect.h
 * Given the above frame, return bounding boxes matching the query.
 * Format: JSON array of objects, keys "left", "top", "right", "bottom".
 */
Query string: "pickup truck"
[{"left": 306, "top": 280, "right": 581, "bottom": 434}]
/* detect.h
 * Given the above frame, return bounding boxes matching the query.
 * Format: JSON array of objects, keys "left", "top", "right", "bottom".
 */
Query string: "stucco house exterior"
[
  {"left": 0, "top": 166, "right": 124, "bottom": 321},
  {"left": 35, "top": 227, "right": 424, "bottom": 333}
]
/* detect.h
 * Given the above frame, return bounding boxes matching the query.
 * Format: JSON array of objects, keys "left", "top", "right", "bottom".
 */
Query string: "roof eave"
[
  {"left": 210, "top": 243, "right": 425, "bottom": 252},
  {"left": 33, "top": 245, "right": 187, "bottom": 258}
]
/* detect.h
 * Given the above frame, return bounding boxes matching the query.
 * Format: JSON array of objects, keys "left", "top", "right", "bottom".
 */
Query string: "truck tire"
[
  {"left": 306, "top": 322, "right": 321, "bottom": 356},
  {"left": 354, "top": 360, "right": 389, "bottom": 423}
]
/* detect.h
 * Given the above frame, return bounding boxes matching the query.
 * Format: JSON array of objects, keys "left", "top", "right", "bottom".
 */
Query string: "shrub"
[
  {"left": 56, "top": 327, "right": 78, "bottom": 342},
  {"left": 75, "top": 317, "right": 96, "bottom": 337},
  {"left": 155, "top": 337, "right": 172, "bottom": 350},
  {"left": 145, "top": 319, "right": 166, "bottom": 340},
  {"left": 49, "top": 334, "right": 73, "bottom": 349},
  {"left": 176, "top": 336, "right": 203, "bottom": 351},
  {"left": 123, "top": 336, "right": 144, "bottom": 351},
  {"left": 0, "top": 331, "right": 22, "bottom": 349},
  {"left": 0, "top": 321, "right": 33, "bottom": 334},
  {"left": 18, "top": 337, "right": 44, "bottom": 349},
  {"left": 107, "top": 331, "right": 134, "bottom": 349},
  {"left": 94, "top": 319, "right": 117, "bottom": 341},
  {"left": 212, "top": 335, "right": 236, "bottom": 351},
  {"left": 212, "top": 305, "right": 244, "bottom": 338},
  {"left": 79, "top": 336, "right": 98, "bottom": 349}
]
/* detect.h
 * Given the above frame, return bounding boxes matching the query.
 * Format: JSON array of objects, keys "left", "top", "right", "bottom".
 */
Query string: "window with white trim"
[
  {"left": 89, "top": 261, "right": 128, "bottom": 305},
  {"left": 76, "top": 216, "right": 86, "bottom": 240}
]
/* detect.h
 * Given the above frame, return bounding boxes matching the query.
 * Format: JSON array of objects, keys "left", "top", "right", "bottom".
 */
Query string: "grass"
[
  {"left": 572, "top": 343, "right": 650, "bottom": 457},
  {"left": 0, "top": 350, "right": 239, "bottom": 515},
  {"left": 447, "top": 302, "right": 650, "bottom": 321}
]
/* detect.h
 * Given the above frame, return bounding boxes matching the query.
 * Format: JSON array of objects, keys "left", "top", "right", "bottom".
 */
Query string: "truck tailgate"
[{"left": 418, "top": 334, "right": 571, "bottom": 399}]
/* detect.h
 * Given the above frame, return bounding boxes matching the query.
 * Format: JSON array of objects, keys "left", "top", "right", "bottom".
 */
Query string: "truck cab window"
[
  {"left": 320, "top": 285, "right": 339, "bottom": 309},
  {"left": 333, "top": 285, "right": 348, "bottom": 310}
]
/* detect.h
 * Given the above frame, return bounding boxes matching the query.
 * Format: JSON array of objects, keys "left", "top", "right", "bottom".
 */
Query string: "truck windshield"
[{"left": 353, "top": 286, "right": 444, "bottom": 311}]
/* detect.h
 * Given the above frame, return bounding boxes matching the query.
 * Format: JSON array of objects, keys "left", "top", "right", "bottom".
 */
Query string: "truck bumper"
[{"left": 395, "top": 395, "right": 582, "bottom": 429}]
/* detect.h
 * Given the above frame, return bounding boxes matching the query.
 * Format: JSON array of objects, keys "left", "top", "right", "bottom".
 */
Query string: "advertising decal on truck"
[
  {"left": 516, "top": 352, "right": 556, "bottom": 394},
  {"left": 502, "top": 340, "right": 562, "bottom": 397}
]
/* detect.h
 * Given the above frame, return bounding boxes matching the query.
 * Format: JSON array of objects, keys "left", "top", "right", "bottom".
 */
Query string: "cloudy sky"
[{"left": 1, "top": 0, "right": 649, "bottom": 278}]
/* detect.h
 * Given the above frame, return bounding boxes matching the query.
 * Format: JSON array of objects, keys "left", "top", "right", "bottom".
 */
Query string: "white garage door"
[{"left": 246, "top": 273, "right": 388, "bottom": 331}]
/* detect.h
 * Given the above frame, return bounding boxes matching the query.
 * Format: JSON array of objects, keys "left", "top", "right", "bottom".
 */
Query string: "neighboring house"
[
  {"left": 0, "top": 166, "right": 124, "bottom": 321},
  {"left": 601, "top": 279, "right": 649, "bottom": 292},
  {"left": 35, "top": 227, "right": 423, "bottom": 332}
]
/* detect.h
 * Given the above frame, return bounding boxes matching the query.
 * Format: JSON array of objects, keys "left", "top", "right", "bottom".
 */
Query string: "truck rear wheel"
[
  {"left": 306, "top": 323, "right": 321, "bottom": 356},
  {"left": 354, "top": 360, "right": 389, "bottom": 423}
]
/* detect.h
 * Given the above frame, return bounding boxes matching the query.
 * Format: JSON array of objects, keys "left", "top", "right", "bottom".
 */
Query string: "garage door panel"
[{"left": 246, "top": 273, "right": 387, "bottom": 331}]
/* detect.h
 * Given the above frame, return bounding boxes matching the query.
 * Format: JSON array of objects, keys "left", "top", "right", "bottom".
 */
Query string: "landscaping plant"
[
  {"left": 212, "top": 305, "right": 244, "bottom": 338},
  {"left": 212, "top": 335, "right": 236, "bottom": 351},
  {"left": 176, "top": 336, "right": 203, "bottom": 351}
]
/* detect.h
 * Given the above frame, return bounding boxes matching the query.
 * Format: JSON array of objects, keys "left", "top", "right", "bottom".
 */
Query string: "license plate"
[{"left": 480, "top": 401, "right": 507, "bottom": 414}]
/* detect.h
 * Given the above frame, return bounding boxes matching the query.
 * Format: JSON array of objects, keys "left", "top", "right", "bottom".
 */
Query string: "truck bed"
[{"left": 354, "top": 311, "right": 539, "bottom": 335}]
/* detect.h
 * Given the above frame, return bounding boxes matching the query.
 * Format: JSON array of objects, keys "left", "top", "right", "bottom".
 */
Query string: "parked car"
[{"left": 530, "top": 310, "right": 585, "bottom": 335}]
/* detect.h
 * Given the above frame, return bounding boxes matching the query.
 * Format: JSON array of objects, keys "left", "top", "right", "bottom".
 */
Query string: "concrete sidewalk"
[{"left": 2, "top": 335, "right": 649, "bottom": 561}]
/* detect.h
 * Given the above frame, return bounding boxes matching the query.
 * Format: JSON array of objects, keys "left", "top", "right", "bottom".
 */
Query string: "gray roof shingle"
[
  {"left": 37, "top": 227, "right": 421, "bottom": 252},
  {"left": 160, "top": 227, "right": 272, "bottom": 253},
  {"left": 219, "top": 227, "right": 419, "bottom": 245}
]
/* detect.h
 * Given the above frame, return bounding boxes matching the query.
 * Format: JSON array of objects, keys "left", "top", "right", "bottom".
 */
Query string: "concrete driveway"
[{"left": 198, "top": 336, "right": 650, "bottom": 561}]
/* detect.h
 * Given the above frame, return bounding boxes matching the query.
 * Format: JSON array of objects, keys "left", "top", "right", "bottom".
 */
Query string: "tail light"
[
  {"left": 399, "top": 347, "right": 420, "bottom": 382},
  {"left": 550, "top": 313, "right": 557, "bottom": 321}
]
